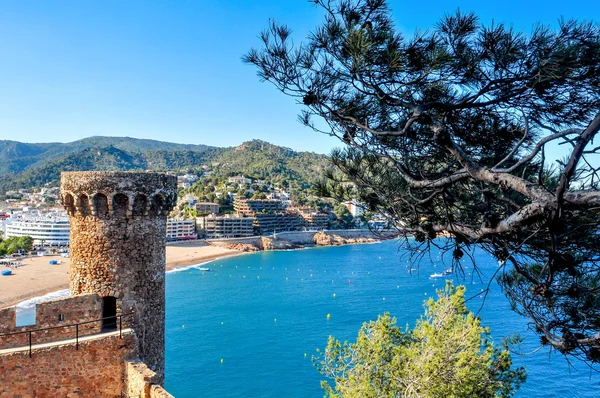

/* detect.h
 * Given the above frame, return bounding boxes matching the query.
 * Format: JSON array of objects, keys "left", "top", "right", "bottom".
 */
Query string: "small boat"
[
  {"left": 1, "top": 270, "right": 12, "bottom": 276},
  {"left": 197, "top": 267, "right": 211, "bottom": 271},
  {"left": 430, "top": 269, "right": 452, "bottom": 278}
]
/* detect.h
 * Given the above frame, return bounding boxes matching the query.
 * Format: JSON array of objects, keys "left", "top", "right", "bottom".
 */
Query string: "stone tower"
[{"left": 60, "top": 171, "right": 177, "bottom": 382}]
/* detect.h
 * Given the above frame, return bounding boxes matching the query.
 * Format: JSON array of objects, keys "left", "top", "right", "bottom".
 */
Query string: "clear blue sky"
[{"left": 0, "top": 0, "right": 597, "bottom": 154}]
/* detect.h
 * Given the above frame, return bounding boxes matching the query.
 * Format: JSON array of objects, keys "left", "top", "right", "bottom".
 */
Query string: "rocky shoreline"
[{"left": 220, "top": 231, "right": 383, "bottom": 253}]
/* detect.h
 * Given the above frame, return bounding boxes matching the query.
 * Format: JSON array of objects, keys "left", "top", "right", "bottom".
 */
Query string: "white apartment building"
[
  {"left": 4, "top": 214, "right": 70, "bottom": 246},
  {"left": 166, "top": 218, "right": 197, "bottom": 240},
  {"left": 343, "top": 199, "right": 365, "bottom": 218}
]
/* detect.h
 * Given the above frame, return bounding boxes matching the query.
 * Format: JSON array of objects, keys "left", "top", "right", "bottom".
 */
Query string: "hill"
[
  {"left": 0, "top": 136, "right": 215, "bottom": 175},
  {"left": 211, "top": 140, "right": 329, "bottom": 188},
  {"left": 0, "top": 137, "right": 329, "bottom": 192}
]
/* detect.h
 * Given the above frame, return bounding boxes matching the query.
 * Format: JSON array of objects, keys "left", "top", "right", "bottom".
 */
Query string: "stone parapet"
[
  {"left": 126, "top": 360, "right": 174, "bottom": 398},
  {"left": 0, "top": 331, "right": 138, "bottom": 397},
  {"left": 61, "top": 171, "right": 177, "bottom": 218},
  {"left": 0, "top": 294, "right": 102, "bottom": 350}
]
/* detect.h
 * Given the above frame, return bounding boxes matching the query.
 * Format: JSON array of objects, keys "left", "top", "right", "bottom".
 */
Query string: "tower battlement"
[{"left": 61, "top": 171, "right": 177, "bottom": 218}]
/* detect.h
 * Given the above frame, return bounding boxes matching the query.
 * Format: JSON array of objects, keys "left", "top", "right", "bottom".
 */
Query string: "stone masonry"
[
  {"left": 0, "top": 332, "right": 138, "bottom": 397},
  {"left": 60, "top": 171, "right": 177, "bottom": 382},
  {"left": 0, "top": 293, "right": 102, "bottom": 349}
]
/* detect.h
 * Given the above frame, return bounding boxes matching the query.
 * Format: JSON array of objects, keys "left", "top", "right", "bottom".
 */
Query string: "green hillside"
[
  {"left": 0, "top": 136, "right": 215, "bottom": 175},
  {"left": 0, "top": 137, "right": 330, "bottom": 192},
  {"left": 211, "top": 140, "right": 329, "bottom": 188}
]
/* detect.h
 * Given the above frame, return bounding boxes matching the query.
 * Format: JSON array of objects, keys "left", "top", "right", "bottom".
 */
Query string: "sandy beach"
[{"left": 0, "top": 241, "right": 241, "bottom": 308}]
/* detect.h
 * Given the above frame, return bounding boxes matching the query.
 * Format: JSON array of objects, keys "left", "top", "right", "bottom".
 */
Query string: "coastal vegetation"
[
  {"left": 0, "top": 236, "right": 33, "bottom": 256},
  {"left": 246, "top": 0, "right": 600, "bottom": 367},
  {"left": 316, "top": 283, "right": 526, "bottom": 397}
]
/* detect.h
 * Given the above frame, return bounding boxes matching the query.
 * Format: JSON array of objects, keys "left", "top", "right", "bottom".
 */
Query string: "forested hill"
[
  {"left": 210, "top": 140, "right": 329, "bottom": 188},
  {"left": 0, "top": 137, "right": 330, "bottom": 192}
]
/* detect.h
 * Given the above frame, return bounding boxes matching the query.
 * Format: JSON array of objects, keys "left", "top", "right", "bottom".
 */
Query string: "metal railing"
[{"left": 0, "top": 312, "right": 135, "bottom": 358}]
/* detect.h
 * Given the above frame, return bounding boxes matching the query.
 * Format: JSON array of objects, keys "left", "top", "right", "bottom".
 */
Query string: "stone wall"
[
  {"left": 61, "top": 171, "right": 177, "bottom": 383},
  {"left": 0, "top": 293, "right": 102, "bottom": 349},
  {"left": 0, "top": 332, "right": 138, "bottom": 398},
  {"left": 126, "top": 361, "right": 174, "bottom": 398},
  {"left": 0, "top": 307, "right": 16, "bottom": 335}
]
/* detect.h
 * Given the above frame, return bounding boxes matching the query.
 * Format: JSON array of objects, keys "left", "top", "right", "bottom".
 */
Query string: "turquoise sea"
[{"left": 164, "top": 240, "right": 598, "bottom": 397}]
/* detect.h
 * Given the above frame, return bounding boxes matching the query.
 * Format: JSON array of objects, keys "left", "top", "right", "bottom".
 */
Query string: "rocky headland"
[{"left": 219, "top": 230, "right": 387, "bottom": 253}]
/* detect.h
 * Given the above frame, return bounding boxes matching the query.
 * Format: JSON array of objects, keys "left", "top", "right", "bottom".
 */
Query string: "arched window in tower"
[
  {"left": 78, "top": 194, "right": 90, "bottom": 216},
  {"left": 93, "top": 193, "right": 109, "bottom": 217},
  {"left": 133, "top": 194, "right": 148, "bottom": 216},
  {"left": 113, "top": 194, "right": 129, "bottom": 217},
  {"left": 63, "top": 193, "right": 75, "bottom": 215},
  {"left": 150, "top": 194, "right": 165, "bottom": 216}
]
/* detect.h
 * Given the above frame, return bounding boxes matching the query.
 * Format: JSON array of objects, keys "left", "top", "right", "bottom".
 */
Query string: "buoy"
[
  {"left": 182, "top": 325, "right": 185, "bottom": 328},
  {"left": 349, "top": 280, "right": 352, "bottom": 284},
  {"left": 257, "top": 276, "right": 260, "bottom": 279},
  {"left": 310, "top": 274, "right": 313, "bottom": 277},
  {"left": 304, "top": 353, "right": 307, "bottom": 358},
  {"left": 202, "top": 272, "right": 205, "bottom": 275},
  {"left": 333, "top": 293, "right": 336, "bottom": 298},
  {"left": 243, "top": 275, "right": 246, "bottom": 278},
  {"left": 221, "top": 322, "right": 224, "bottom": 325},
  {"left": 274, "top": 318, "right": 277, "bottom": 322},
  {"left": 327, "top": 313, "right": 331, "bottom": 320},
  {"left": 220, "top": 359, "right": 224, "bottom": 364},
  {"left": 332, "top": 280, "right": 334, "bottom": 283},
  {"left": 383, "top": 297, "right": 386, "bottom": 301},
  {"left": 397, "top": 285, "right": 400, "bottom": 288},
  {"left": 286, "top": 277, "right": 288, "bottom": 280}
]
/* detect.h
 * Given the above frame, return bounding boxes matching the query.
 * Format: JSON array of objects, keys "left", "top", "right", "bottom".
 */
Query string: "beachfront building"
[
  {"left": 233, "top": 197, "right": 303, "bottom": 234},
  {"left": 289, "top": 207, "right": 330, "bottom": 230},
  {"left": 195, "top": 202, "right": 220, "bottom": 215},
  {"left": 166, "top": 218, "right": 197, "bottom": 240},
  {"left": 234, "top": 197, "right": 286, "bottom": 215},
  {"left": 253, "top": 212, "right": 303, "bottom": 234},
  {"left": 197, "top": 214, "right": 254, "bottom": 238},
  {"left": 4, "top": 213, "right": 70, "bottom": 245}
]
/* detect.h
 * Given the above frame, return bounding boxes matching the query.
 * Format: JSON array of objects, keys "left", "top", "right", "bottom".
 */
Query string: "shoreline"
[{"left": 1, "top": 238, "right": 387, "bottom": 309}]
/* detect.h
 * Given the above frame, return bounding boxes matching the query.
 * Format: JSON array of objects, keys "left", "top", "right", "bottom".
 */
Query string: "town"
[{"left": 0, "top": 172, "right": 388, "bottom": 249}]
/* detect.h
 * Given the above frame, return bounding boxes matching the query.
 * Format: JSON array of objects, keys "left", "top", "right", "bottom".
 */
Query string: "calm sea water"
[{"left": 165, "top": 240, "right": 599, "bottom": 397}]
